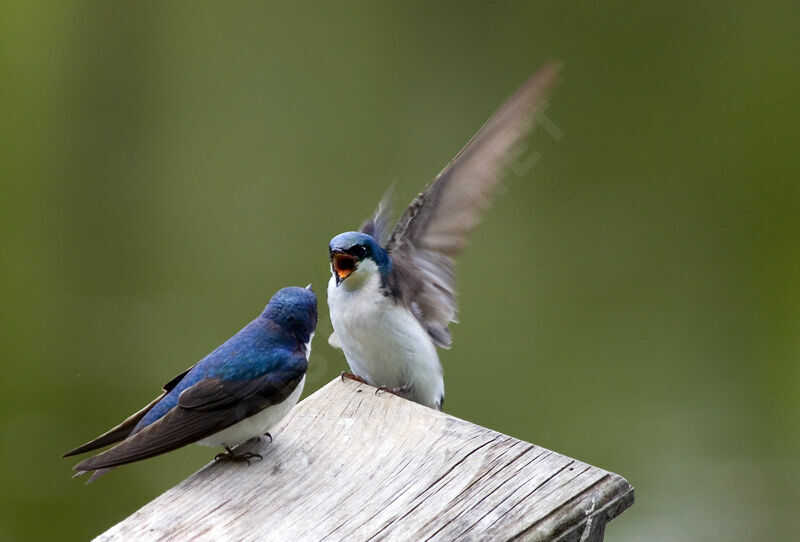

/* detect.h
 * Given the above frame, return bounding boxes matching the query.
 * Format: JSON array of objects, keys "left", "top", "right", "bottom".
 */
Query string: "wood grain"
[{"left": 95, "top": 378, "right": 633, "bottom": 541}]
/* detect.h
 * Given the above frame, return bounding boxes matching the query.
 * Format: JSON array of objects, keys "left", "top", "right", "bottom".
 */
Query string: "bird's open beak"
[{"left": 331, "top": 251, "right": 357, "bottom": 285}]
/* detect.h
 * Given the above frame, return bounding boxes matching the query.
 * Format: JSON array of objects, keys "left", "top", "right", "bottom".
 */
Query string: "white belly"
[
  {"left": 328, "top": 274, "right": 444, "bottom": 409},
  {"left": 197, "top": 375, "right": 305, "bottom": 448}
]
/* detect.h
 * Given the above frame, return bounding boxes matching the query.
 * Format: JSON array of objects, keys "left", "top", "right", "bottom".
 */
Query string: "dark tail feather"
[{"left": 72, "top": 467, "right": 114, "bottom": 484}]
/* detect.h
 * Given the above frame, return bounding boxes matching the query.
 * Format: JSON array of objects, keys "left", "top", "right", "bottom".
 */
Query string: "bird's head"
[
  {"left": 262, "top": 286, "right": 318, "bottom": 343},
  {"left": 329, "top": 232, "right": 391, "bottom": 287}
]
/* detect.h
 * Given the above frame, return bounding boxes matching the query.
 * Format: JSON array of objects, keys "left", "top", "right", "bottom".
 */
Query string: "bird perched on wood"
[
  {"left": 64, "top": 286, "right": 317, "bottom": 482},
  {"left": 327, "top": 62, "right": 560, "bottom": 410}
]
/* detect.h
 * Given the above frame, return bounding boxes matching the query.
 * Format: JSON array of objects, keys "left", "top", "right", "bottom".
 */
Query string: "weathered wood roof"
[{"left": 95, "top": 378, "right": 633, "bottom": 541}]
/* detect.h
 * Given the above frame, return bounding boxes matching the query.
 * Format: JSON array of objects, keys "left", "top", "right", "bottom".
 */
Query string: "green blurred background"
[{"left": 1, "top": 1, "right": 798, "bottom": 540}]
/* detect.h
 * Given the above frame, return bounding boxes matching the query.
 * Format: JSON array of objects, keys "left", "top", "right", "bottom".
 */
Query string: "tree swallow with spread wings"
[
  {"left": 64, "top": 286, "right": 317, "bottom": 482},
  {"left": 327, "top": 62, "right": 560, "bottom": 410}
]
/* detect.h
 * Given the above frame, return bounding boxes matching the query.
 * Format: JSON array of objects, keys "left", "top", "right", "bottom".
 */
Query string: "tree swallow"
[
  {"left": 64, "top": 286, "right": 317, "bottom": 482},
  {"left": 327, "top": 62, "right": 560, "bottom": 410}
]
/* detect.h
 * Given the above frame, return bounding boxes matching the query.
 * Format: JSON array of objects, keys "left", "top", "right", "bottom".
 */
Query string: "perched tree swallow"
[
  {"left": 64, "top": 286, "right": 317, "bottom": 482},
  {"left": 327, "top": 62, "right": 560, "bottom": 410}
]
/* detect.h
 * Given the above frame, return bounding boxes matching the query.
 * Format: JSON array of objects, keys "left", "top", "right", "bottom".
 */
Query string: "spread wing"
[
  {"left": 385, "top": 62, "right": 560, "bottom": 347},
  {"left": 72, "top": 358, "right": 307, "bottom": 473},
  {"left": 62, "top": 366, "right": 193, "bottom": 457},
  {"left": 359, "top": 184, "right": 395, "bottom": 246}
]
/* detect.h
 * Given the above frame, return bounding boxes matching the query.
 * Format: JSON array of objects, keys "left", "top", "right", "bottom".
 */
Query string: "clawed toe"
[
  {"left": 375, "top": 385, "right": 404, "bottom": 398},
  {"left": 341, "top": 373, "right": 408, "bottom": 400},
  {"left": 341, "top": 371, "right": 368, "bottom": 385},
  {"left": 214, "top": 447, "right": 263, "bottom": 465}
]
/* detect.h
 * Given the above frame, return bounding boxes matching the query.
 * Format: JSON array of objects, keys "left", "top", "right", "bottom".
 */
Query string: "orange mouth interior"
[{"left": 331, "top": 252, "right": 356, "bottom": 281}]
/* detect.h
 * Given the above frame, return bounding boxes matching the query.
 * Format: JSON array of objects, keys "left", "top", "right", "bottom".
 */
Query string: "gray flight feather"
[
  {"left": 381, "top": 61, "right": 561, "bottom": 348},
  {"left": 359, "top": 184, "right": 395, "bottom": 246}
]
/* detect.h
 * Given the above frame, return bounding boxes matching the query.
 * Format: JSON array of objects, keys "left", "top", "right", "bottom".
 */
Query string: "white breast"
[{"left": 328, "top": 269, "right": 444, "bottom": 409}]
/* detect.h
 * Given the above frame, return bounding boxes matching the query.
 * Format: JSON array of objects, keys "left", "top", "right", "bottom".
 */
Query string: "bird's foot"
[
  {"left": 375, "top": 385, "right": 409, "bottom": 398},
  {"left": 340, "top": 371, "right": 368, "bottom": 385},
  {"left": 263, "top": 432, "right": 273, "bottom": 443},
  {"left": 214, "top": 447, "right": 262, "bottom": 465}
]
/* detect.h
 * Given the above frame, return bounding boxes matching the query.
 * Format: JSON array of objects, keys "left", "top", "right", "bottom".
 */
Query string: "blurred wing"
[
  {"left": 72, "top": 359, "right": 307, "bottom": 472},
  {"left": 63, "top": 366, "right": 193, "bottom": 457},
  {"left": 359, "top": 184, "right": 395, "bottom": 246},
  {"left": 386, "top": 62, "right": 561, "bottom": 347}
]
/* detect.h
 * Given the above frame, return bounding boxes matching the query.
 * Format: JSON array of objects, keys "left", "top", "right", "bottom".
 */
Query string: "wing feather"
[
  {"left": 72, "top": 363, "right": 306, "bottom": 472},
  {"left": 62, "top": 366, "right": 193, "bottom": 457},
  {"left": 385, "top": 62, "right": 561, "bottom": 347},
  {"left": 359, "top": 184, "right": 395, "bottom": 246}
]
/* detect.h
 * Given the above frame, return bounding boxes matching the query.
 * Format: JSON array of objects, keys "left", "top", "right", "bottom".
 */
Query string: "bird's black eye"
[{"left": 350, "top": 245, "right": 367, "bottom": 259}]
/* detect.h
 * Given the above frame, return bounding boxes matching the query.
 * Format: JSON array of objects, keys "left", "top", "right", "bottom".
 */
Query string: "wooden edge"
[
  {"left": 549, "top": 476, "right": 635, "bottom": 542},
  {"left": 307, "top": 378, "right": 636, "bottom": 541}
]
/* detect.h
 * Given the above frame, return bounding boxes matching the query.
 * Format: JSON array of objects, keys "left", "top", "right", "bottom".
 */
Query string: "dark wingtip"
[
  {"left": 63, "top": 436, "right": 114, "bottom": 457},
  {"left": 63, "top": 443, "right": 93, "bottom": 458}
]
